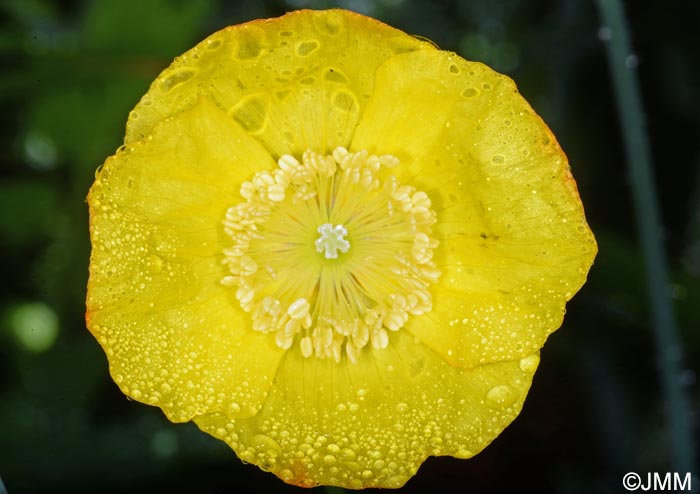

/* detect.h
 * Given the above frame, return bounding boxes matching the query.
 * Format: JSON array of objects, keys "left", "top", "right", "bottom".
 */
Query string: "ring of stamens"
[{"left": 221, "top": 147, "right": 440, "bottom": 363}]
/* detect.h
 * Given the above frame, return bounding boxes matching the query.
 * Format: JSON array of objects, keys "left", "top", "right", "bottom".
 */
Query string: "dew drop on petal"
[
  {"left": 251, "top": 434, "right": 281, "bottom": 456},
  {"left": 296, "top": 40, "right": 320, "bottom": 56},
  {"left": 206, "top": 36, "right": 223, "bottom": 51},
  {"left": 235, "top": 31, "right": 264, "bottom": 60},
  {"left": 148, "top": 255, "right": 163, "bottom": 274},
  {"left": 519, "top": 353, "right": 540, "bottom": 374},
  {"left": 485, "top": 384, "right": 519, "bottom": 408},
  {"left": 454, "top": 448, "right": 474, "bottom": 459},
  {"left": 323, "top": 67, "right": 349, "bottom": 84},
  {"left": 159, "top": 67, "right": 198, "bottom": 92},
  {"left": 381, "top": 474, "right": 410, "bottom": 488},
  {"left": 229, "top": 94, "right": 269, "bottom": 134},
  {"left": 332, "top": 90, "right": 358, "bottom": 114}
]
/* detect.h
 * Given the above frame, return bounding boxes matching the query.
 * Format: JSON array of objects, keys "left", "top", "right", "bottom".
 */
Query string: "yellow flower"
[{"left": 86, "top": 9, "right": 596, "bottom": 490}]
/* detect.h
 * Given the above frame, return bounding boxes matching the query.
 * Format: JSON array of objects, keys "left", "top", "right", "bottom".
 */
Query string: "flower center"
[
  {"left": 221, "top": 147, "right": 440, "bottom": 363},
  {"left": 315, "top": 223, "right": 350, "bottom": 259}
]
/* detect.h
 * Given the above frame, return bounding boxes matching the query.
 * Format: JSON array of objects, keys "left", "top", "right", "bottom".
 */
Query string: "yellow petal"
[
  {"left": 353, "top": 49, "right": 596, "bottom": 367},
  {"left": 194, "top": 330, "right": 538, "bottom": 489},
  {"left": 87, "top": 97, "right": 284, "bottom": 421},
  {"left": 125, "top": 9, "right": 435, "bottom": 157}
]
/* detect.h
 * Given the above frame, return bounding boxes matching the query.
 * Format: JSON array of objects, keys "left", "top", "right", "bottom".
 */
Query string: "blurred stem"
[
  {"left": 682, "top": 164, "right": 700, "bottom": 276},
  {"left": 595, "top": 0, "right": 695, "bottom": 473}
]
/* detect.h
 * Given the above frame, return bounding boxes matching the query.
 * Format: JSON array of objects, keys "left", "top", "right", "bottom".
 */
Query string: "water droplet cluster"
[{"left": 194, "top": 337, "right": 534, "bottom": 489}]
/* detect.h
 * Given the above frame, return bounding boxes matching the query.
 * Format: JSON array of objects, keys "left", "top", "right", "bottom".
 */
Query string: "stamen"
[
  {"left": 288, "top": 298, "right": 310, "bottom": 320},
  {"left": 221, "top": 147, "right": 440, "bottom": 363}
]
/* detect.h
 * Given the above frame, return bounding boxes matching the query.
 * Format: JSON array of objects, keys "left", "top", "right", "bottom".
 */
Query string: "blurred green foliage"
[{"left": 1, "top": 0, "right": 698, "bottom": 492}]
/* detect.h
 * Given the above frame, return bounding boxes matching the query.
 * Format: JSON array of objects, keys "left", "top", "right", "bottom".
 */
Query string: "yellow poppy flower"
[{"left": 86, "top": 9, "right": 596, "bottom": 490}]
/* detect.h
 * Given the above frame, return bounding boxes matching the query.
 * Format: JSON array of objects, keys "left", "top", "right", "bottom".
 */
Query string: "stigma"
[{"left": 315, "top": 223, "right": 350, "bottom": 259}]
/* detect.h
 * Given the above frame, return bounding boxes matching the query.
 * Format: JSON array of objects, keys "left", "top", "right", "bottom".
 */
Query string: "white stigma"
[{"left": 315, "top": 223, "right": 350, "bottom": 259}]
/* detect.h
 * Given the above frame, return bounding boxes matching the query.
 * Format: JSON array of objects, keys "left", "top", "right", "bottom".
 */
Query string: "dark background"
[{"left": 1, "top": 0, "right": 698, "bottom": 492}]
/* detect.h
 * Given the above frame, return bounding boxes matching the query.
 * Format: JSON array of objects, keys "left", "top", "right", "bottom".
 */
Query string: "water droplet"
[
  {"left": 332, "top": 90, "right": 357, "bottom": 114},
  {"left": 149, "top": 255, "right": 163, "bottom": 274},
  {"left": 159, "top": 67, "right": 198, "bottom": 92},
  {"left": 380, "top": 474, "right": 409, "bottom": 488},
  {"left": 239, "top": 448, "right": 254, "bottom": 462},
  {"left": 323, "top": 67, "right": 349, "bottom": 84},
  {"left": 454, "top": 448, "right": 473, "bottom": 459},
  {"left": 275, "top": 89, "right": 291, "bottom": 102},
  {"left": 296, "top": 40, "right": 319, "bottom": 56},
  {"left": 323, "top": 454, "right": 337, "bottom": 465},
  {"left": 339, "top": 447, "right": 356, "bottom": 460},
  {"left": 235, "top": 30, "right": 264, "bottom": 60},
  {"left": 519, "top": 353, "right": 539, "bottom": 373},
  {"left": 485, "top": 384, "right": 519, "bottom": 408},
  {"left": 280, "top": 468, "right": 294, "bottom": 481},
  {"left": 229, "top": 94, "right": 268, "bottom": 134},
  {"left": 251, "top": 434, "right": 280, "bottom": 454},
  {"left": 395, "top": 402, "right": 409, "bottom": 413},
  {"left": 206, "top": 37, "right": 223, "bottom": 51},
  {"left": 322, "top": 15, "right": 341, "bottom": 35}
]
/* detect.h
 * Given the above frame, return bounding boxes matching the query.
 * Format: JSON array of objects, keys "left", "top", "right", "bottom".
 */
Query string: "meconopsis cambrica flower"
[{"left": 86, "top": 9, "right": 597, "bottom": 489}]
